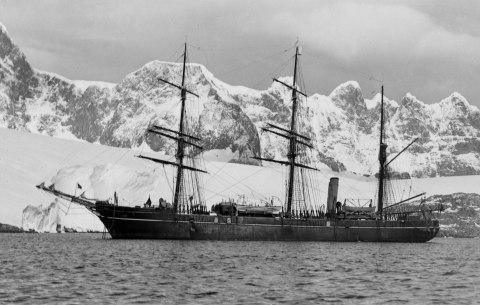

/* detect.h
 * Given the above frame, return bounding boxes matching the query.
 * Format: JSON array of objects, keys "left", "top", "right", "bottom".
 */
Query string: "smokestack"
[{"left": 327, "top": 178, "right": 339, "bottom": 216}]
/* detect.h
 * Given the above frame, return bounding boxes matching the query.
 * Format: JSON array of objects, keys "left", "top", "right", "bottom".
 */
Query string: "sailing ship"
[{"left": 37, "top": 44, "right": 441, "bottom": 242}]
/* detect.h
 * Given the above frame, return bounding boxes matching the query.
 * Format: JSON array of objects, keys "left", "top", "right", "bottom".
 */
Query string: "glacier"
[{"left": 22, "top": 200, "right": 103, "bottom": 233}]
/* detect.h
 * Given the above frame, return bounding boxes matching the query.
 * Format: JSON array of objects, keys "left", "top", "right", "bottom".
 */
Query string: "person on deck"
[
  {"left": 159, "top": 197, "right": 166, "bottom": 208},
  {"left": 336, "top": 201, "right": 342, "bottom": 214},
  {"left": 145, "top": 196, "right": 152, "bottom": 207},
  {"left": 189, "top": 195, "right": 194, "bottom": 213}
]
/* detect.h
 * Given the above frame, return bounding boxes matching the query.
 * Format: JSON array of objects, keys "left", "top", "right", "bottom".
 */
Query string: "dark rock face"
[
  {"left": 200, "top": 93, "right": 261, "bottom": 163},
  {"left": 37, "top": 72, "right": 77, "bottom": 116},
  {"left": 0, "top": 26, "right": 38, "bottom": 103},
  {"left": 424, "top": 193, "right": 480, "bottom": 238},
  {"left": 437, "top": 156, "right": 478, "bottom": 176},
  {"left": 331, "top": 82, "right": 367, "bottom": 116},
  {"left": 453, "top": 138, "right": 480, "bottom": 155},
  {"left": 316, "top": 152, "right": 346, "bottom": 172},
  {"left": 396, "top": 96, "right": 431, "bottom": 138},
  {"left": 330, "top": 82, "right": 371, "bottom": 134},
  {"left": 0, "top": 222, "right": 24, "bottom": 233},
  {"left": 69, "top": 86, "right": 112, "bottom": 143},
  {"left": 1, "top": 25, "right": 39, "bottom": 133},
  {"left": 258, "top": 92, "right": 291, "bottom": 123}
]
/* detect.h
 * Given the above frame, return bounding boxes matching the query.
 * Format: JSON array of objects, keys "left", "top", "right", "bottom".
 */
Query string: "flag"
[{"left": 77, "top": 183, "right": 82, "bottom": 189}]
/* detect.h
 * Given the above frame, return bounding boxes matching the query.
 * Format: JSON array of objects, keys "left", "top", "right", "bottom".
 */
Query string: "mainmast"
[
  {"left": 286, "top": 46, "right": 300, "bottom": 214},
  {"left": 377, "top": 85, "right": 387, "bottom": 216},
  {"left": 252, "top": 45, "right": 317, "bottom": 216},
  {"left": 376, "top": 86, "right": 425, "bottom": 215},
  {"left": 138, "top": 43, "right": 206, "bottom": 216}
]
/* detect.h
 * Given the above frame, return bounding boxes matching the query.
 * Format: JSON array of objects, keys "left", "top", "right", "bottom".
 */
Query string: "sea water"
[{"left": 0, "top": 234, "right": 478, "bottom": 304}]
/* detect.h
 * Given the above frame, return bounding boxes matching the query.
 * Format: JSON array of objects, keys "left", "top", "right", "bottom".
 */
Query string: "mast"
[
  {"left": 172, "top": 43, "right": 188, "bottom": 215},
  {"left": 251, "top": 45, "right": 317, "bottom": 216},
  {"left": 137, "top": 42, "right": 205, "bottom": 216},
  {"left": 286, "top": 46, "right": 300, "bottom": 214},
  {"left": 377, "top": 85, "right": 387, "bottom": 216}
]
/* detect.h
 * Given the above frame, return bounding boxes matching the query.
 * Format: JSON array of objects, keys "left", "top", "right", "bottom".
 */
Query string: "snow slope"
[{"left": 1, "top": 127, "right": 480, "bottom": 231}]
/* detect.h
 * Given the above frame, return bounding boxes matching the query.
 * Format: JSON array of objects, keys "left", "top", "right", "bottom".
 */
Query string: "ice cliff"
[{"left": 22, "top": 200, "right": 104, "bottom": 233}]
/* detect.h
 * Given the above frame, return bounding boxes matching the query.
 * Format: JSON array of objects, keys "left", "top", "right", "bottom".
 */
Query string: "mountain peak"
[
  {"left": 366, "top": 93, "right": 399, "bottom": 109},
  {"left": 329, "top": 81, "right": 365, "bottom": 112},
  {"left": 330, "top": 81, "right": 361, "bottom": 97},
  {"left": 446, "top": 92, "right": 469, "bottom": 105},
  {"left": 130, "top": 60, "right": 214, "bottom": 83},
  {"left": 0, "top": 22, "right": 7, "bottom": 34},
  {"left": 267, "top": 76, "right": 296, "bottom": 99},
  {"left": 399, "top": 93, "right": 426, "bottom": 113},
  {"left": 440, "top": 92, "right": 470, "bottom": 109},
  {"left": 118, "top": 60, "right": 215, "bottom": 94},
  {"left": 402, "top": 92, "right": 421, "bottom": 104},
  {"left": 437, "top": 91, "right": 475, "bottom": 118},
  {"left": 405, "top": 92, "right": 417, "bottom": 100},
  {"left": 269, "top": 75, "right": 292, "bottom": 88}
]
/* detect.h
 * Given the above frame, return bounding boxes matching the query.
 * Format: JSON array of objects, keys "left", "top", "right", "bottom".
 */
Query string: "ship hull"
[{"left": 93, "top": 204, "right": 439, "bottom": 242}]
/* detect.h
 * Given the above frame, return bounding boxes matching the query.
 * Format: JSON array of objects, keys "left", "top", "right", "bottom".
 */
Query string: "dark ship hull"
[{"left": 93, "top": 203, "right": 439, "bottom": 242}]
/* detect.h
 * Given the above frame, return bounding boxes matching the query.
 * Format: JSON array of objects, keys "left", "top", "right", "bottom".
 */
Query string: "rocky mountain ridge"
[{"left": 1, "top": 22, "right": 480, "bottom": 177}]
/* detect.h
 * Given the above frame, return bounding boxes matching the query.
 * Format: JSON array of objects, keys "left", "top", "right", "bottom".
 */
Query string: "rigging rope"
[
  {"left": 303, "top": 50, "right": 383, "bottom": 84},
  {"left": 253, "top": 55, "right": 295, "bottom": 89},
  {"left": 215, "top": 48, "right": 293, "bottom": 79},
  {"left": 205, "top": 166, "right": 267, "bottom": 202}
]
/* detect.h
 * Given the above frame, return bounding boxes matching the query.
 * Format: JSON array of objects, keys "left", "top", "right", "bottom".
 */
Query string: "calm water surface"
[{"left": 0, "top": 234, "right": 478, "bottom": 304}]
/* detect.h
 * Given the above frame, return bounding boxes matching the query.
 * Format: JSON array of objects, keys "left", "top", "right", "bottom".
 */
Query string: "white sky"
[{"left": 1, "top": 0, "right": 479, "bottom": 106}]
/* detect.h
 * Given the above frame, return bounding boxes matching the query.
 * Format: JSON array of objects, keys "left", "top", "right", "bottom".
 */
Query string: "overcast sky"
[{"left": 1, "top": 0, "right": 479, "bottom": 106}]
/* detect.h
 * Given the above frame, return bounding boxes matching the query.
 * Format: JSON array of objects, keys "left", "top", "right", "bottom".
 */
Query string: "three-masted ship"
[{"left": 38, "top": 44, "right": 441, "bottom": 242}]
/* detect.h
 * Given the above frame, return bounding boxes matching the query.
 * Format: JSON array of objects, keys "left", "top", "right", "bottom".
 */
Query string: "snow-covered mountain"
[{"left": 1, "top": 22, "right": 480, "bottom": 177}]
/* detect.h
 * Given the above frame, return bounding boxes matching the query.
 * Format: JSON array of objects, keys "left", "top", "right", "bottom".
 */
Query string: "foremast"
[
  {"left": 138, "top": 43, "right": 206, "bottom": 216},
  {"left": 286, "top": 46, "right": 300, "bottom": 214},
  {"left": 173, "top": 43, "right": 189, "bottom": 213},
  {"left": 253, "top": 46, "right": 317, "bottom": 215}
]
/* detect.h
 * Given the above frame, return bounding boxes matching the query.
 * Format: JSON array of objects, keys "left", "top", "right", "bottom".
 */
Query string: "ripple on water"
[{"left": 0, "top": 234, "right": 479, "bottom": 304}]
